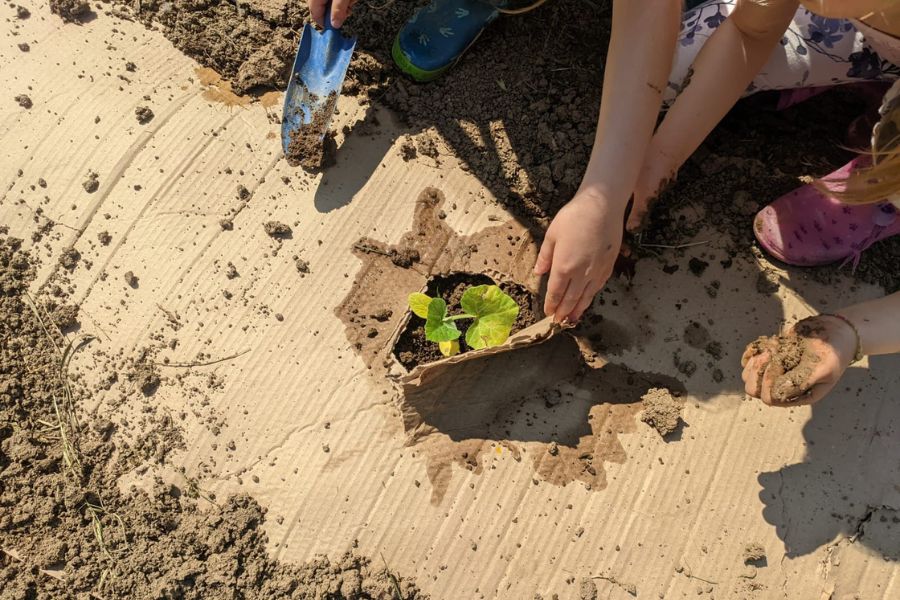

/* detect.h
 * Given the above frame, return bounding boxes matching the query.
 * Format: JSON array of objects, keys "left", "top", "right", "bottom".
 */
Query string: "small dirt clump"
[
  {"left": 293, "top": 255, "right": 310, "bottom": 276},
  {"left": 263, "top": 221, "right": 292, "bottom": 237},
  {"left": 50, "top": 303, "right": 80, "bottom": 330},
  {"left": 135, "top": 106, "right": 154, "bottom": 124},
  {"left": 50, "top": 0, "right": 91, "bottom": 22},
  {"left": 82, "top": 171, "right": 99, "bottom": 193},
  {"left": 97, "top": 230, "right": 112, "bottom": 245},
  {"left": 14, "top": 94, "right": 32, "bottom": 109},
  {"left": 640, "top": 388, "right": 683, "bottom": 437},
  {"left": 390, "top": 247, "right": 420, "bottom": 269},
  {"left": 16, "top": 5, "right": 30, "bottom": 18},
  {"left": 743, "top": 542, "right": 766, "bottom": 564},
  {"left": 58, "top": 247, "right": 80, "bottom": 270},
  {"left": 124, "top": 270, "right": 139, "bottom": 288}
]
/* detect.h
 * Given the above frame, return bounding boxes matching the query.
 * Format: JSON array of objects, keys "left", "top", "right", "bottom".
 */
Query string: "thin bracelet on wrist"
[{"left": 824, "top": 313, "right": 864, "bottom": 363}]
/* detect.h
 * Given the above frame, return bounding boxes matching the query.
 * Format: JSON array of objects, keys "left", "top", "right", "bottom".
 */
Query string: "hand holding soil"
[
  {"left": 535, "top": 190, "right": 624, "bottom": 322},
  {"left": 740, "top": 315, "right": 858, "bottom": 406}
]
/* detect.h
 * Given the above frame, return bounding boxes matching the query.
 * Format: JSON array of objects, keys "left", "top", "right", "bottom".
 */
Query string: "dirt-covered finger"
[
  {"left": 534, "top": 235, "right": 555, "bottom": 275},
  {"left": 568, "top": 280, "right": 604, "bottom": 322},
  {"left": 554, "top": 278, "right": 587, "bottom": 323},
  {"left": 543, "top": 268, "right": 570, "bottom": 318}
]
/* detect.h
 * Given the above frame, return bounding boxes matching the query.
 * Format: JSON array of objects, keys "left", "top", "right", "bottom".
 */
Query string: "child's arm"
[
  {"left": 839, "top": 291, "right": 900, "bottom": 357},
  {"left": 627, "top": 0, "right": 799, "bottom": 230},
  {"left": 535, "top": 0, "right": 681, "bottom": 322},
  {"left": 741, "top": 292, "right": 900, "bottom": 406}
]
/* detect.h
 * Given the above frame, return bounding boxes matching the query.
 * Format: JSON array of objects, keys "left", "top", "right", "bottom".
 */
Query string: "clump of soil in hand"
[
  {"left": 50, "top": 0, "right": 91, "bottom": 22},
  {"left": 285, "top": 90, "right": 338, "bottom": 171},
  {"left": 82, "top": 170, "right": 99, "bottom": 193},
  {"left": 393, "top": 272, "right": 539, "bottom": 370},
  {"left": 263, "top": 221, "right": 292, "bottom": 237},
  {"left": 743, "top": 542, "right": 766, "bottom": 564},
  {"left": 745, "top": 318, "right": 823, "bottom": 403},
  {"left": 135, "top": 106, "right": 154, "bottom": 124},
  {"left": 14, "top": 94, "right": 32, "bottom": 109},
  {"left": 124, "top": 270, "right": 139, "bottom": 288},
  {"left": 640, "top": 387, "right": 683, "bottom": 437}
]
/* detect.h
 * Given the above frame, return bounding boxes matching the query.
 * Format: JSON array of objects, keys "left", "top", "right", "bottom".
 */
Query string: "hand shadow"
[{"left": 757, "top": 357, "right": 900, "bottom": 558}]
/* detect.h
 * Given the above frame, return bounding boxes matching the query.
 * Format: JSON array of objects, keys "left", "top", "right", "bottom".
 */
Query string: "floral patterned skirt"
[{"left": 665, "top": 0, "right": 900, "bottom": 108}]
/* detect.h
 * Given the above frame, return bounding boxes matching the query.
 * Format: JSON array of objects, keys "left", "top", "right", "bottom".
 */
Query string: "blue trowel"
[{"left": 281, "top": 4, "right": 357, "bottom": 168}]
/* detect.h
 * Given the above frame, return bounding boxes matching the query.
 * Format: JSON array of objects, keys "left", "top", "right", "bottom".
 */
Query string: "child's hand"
[
  {"left": 740, "top": 315, "right": 858, "bottom": 406},
  {"left": 627, "top": 149, "right": 677, "bottom": 232},
  {"left": 534, "top": 190, "right": 625, "bottom": 323},
  {"left": 309, "top": 0, "right": 355, "bottom": 29}
]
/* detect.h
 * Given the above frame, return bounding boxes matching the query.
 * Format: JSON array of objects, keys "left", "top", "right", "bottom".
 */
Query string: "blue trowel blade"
[{"left": 281, "top": 12, "right": 357, "bottom": 158}]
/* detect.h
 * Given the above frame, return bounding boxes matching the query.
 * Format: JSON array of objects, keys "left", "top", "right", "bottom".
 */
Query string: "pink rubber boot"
[{"left": 753, "top": 157, "right": 900, "bottom": 268}]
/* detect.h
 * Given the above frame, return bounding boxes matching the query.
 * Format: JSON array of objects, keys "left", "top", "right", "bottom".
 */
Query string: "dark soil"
[
  {"left": 393, "top": 272, "right": 539, "bottom": 370},
  {"left": 0, "top": 235, "right": 425, "bottom": 599},
  {"left": 285, "top": 89, "right": 339, "bottom": 171},
  {"left": 50, "top": 0, "right": 91, "bottom": 23},
  {"left": 14, "top": 94, "right": 31, "bottom": 109}
]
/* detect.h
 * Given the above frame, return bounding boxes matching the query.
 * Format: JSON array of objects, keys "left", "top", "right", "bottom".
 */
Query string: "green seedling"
[{"left": 408, "top": 284, "right": 519, "bottom": 357}]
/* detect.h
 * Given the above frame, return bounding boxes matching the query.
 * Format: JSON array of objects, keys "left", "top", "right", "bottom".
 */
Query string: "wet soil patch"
[{"left": 393, "top": 272, "right": 539, "bottom": 371}]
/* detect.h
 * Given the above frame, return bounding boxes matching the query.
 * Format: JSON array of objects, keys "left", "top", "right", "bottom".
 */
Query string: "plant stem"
[{"left": 446, "top": 314, "right": 475, "bottom": 321}]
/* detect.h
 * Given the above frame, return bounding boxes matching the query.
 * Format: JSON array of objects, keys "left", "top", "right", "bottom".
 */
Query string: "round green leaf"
[
  {"left": 461, "top": 285, "right": 519, "bottom": 349},
  {"left": 408, "top": 292, "right": 432, "bottom": 319},
  {"left": 424, "top": 297, "right": 460, "bottom": 342}
]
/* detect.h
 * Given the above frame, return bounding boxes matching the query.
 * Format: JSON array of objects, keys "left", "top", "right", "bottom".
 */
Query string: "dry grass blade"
[{"left": 22, "top": 293, "right": 128, "bottom": 591}]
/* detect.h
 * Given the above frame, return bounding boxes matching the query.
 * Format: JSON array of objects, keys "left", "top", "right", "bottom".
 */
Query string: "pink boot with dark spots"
[{"left": 753, "top": 157, "right": 900, "bottom": 268}]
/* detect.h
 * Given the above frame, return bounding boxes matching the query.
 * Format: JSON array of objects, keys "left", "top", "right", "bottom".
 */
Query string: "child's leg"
[{"left": 664, "top": 1, "right": 900, "bottom": 108}]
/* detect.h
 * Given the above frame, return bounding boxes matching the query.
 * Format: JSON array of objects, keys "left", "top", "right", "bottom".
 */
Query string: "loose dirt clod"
[
  {"left": 293, "top": 255, "right": 310, "bottom": 276},
  {"left": 50, "top": 0, "right": 91, "bottom": 22},
  {"left": 135, "top": 106, "right": 154, "bottom": 124},
  {"left": 82, "top": 171, "right": 99, "bottom": 193},
  {"left": 97, "top": 230, "right": 112, "bottom": 245},
  {"left": 263, "top": 221, "right": 292, "bottom": 237},
  {"left": 390, "top": 247, "right": 420, "bottom": 269},
  {"left": 14, "top": 94, "right": 32, "bottom": 109},
  {"left": 743, "top": 542, "right": 766, "bottom": 564},
  {"left": 15, "top": 5, "right": 30, "bottom": 19},
  {"left": 58, "top": 247, "right": 80, "bottom": 270},
  {"left": 18, "top": 42, "right": 30, "bottom": 52},
  {"left": 640, "top": 388, "right": 683, "bottom": 437},
  {"left": 124, "top": 270, "right": 139, "bottom": 288}
]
